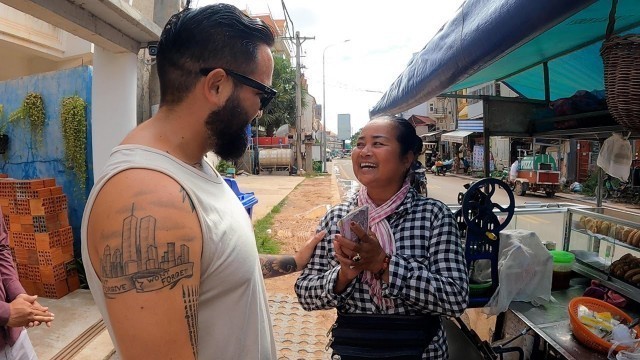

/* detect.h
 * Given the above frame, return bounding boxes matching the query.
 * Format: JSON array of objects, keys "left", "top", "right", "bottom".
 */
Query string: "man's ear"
[{"left": 202, "top": 68, "right": 232, "bottom": 107}]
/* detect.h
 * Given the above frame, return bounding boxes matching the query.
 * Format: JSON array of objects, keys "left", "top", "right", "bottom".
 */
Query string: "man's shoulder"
[
  {"left": 88, "top": 168, "right": 194, "bottom": 221},
  {"left": 98, "top": 168, "right": 182, "bottom": 195}
]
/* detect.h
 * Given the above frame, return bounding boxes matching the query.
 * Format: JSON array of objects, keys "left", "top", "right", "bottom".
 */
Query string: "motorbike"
[
  {"left": 432, "top": 159, "right": 454, "bottom": 176},
  {"left": 602, "top": 173, "right": 640, "bottom": 203},
  {"left": 412, "top": 168, "right": 428, "bottom": 196}
]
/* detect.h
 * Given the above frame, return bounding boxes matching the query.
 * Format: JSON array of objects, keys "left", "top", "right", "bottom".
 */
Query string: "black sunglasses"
[{"left": 199, "top": 68, "right": 277, "bottom": 110}]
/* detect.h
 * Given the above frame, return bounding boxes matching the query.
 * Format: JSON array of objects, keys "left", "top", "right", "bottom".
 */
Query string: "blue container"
[{"left": 224, "top": 177, "right": 258, "bottom": 218}]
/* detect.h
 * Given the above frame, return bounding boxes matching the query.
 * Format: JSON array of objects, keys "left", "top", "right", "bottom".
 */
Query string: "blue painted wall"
[{"left": 0, "top": 66, "right": 93, "bottom": 258}]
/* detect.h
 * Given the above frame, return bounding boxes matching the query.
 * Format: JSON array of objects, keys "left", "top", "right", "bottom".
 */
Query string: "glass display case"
[{"left": 564, "top": 207, "right": 640, "bottom": 303}]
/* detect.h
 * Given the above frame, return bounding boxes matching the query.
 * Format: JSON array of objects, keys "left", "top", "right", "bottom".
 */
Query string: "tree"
[
  {"left": 350, "top": 128, "right": 362, "bottom": 148},
  {"left": 259, "top": 54, "right": 303, "bottom": 136}
]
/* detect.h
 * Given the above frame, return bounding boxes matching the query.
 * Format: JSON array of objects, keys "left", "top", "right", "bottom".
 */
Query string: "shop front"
[{"left": 370, "top": 0, "right": 640, "bottom": 358}]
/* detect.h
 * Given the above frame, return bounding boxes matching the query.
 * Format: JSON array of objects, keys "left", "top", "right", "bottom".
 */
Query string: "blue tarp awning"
[{"left": 371, "top": 0, "right": 640, "bottom": 117}]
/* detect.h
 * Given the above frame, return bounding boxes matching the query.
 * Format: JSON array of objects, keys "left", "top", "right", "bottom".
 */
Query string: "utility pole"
[
  {"left": 281, "top": 0, "right": 313, "bottom": 174},
  {"left": 291, "top": 31, "right": 314, "bottom": 173}
]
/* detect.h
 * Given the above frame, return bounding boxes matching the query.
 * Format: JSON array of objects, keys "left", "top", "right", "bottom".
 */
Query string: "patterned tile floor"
[{"left": 269, "top": 294, "right": 333, "bottom": 360}]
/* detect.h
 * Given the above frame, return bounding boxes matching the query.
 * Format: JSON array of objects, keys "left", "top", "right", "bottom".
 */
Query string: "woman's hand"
[
  {"left": 8, "top": 294, "right": 55, "bottom": 328},
  {"left": 333, "top": 234, "right": 362, "bottom": 294},
  {"left": 333, "top": 235, "right": 362, "bottom": 280},
  {"left": 335, "top": 222, "right": 387, "bottom": 273},
  {"left": 294, "top": 230, "right": 326, "bottom": 271},
  {"left": 29, "top": 299, "right": 53, "bottom": 328}
]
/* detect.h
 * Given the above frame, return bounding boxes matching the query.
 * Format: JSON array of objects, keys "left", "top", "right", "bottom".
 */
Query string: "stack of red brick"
[{"left": 0, "top": 176, "right": 80, "bottom": 299}]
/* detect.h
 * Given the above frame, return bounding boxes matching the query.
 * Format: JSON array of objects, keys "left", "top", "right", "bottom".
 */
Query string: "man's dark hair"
[{"left": 156, "top": 4, "right": 275, "bottom": 106}]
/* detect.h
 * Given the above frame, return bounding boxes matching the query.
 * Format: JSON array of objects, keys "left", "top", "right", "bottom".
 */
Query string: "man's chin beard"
[
  {"left": 211, "top": 135, "right": 248, "bottom": 161},
  {"left": 205, "top": 92, "right": 251, "bottom": 161}
]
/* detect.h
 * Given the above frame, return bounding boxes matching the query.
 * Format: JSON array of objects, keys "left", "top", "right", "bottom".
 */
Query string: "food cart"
[
  {"left": 371, "top": 0, "right": 640, "bottom": 358},
  {"left": 448, "top": 180, "right": 640, "bottom": 360},
  {"left": 513, "top": 153, "right": 561, "bottom": 197}
]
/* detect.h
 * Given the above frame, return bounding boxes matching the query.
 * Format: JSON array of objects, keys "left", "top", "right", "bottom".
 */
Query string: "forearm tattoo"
[
  {"left": 183, "top": 285, "right": 199, "bottom": 358},
  {"left": 260, "top": 255, "right": 297, "bottom": 279}
]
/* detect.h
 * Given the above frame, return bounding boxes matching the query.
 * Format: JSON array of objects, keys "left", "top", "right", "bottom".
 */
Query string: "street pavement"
[{"left": 331, "top": 158, "right": 640, "bottom": 213}]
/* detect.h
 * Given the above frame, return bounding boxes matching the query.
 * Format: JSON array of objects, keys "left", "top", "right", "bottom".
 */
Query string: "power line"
[
  {"left": 280, "top": 0, "right": 295, "bottom": 38},
  {"left": 325, "top": 82, "right": 384, "bottom": 94}
]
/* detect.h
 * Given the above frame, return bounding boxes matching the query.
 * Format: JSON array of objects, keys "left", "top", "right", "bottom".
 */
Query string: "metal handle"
[{"left": 626, "top": 317, "right": 640, "bottom": 329}]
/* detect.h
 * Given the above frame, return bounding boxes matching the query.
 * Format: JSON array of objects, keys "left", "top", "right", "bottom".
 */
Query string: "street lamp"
[{"left": 322, "top": 39, "right": 350, "bottom": 173}]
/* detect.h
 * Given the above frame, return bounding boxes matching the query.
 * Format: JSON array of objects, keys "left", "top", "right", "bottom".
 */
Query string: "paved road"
[
  {"left": 333, "top": 159, "right": 574, "bottom": 205},
  {"left": 331, "top": 158, "right": 576, "bottom": 245}
]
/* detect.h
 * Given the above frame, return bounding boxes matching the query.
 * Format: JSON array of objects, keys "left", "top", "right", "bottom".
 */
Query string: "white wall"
[
  {"left": 0, "top": 3, "right": 93, "bottom": 81},
  {"left": 399, "top": 103, "right": 428, "bottom": 117},
  {"left": 499, "top": 83, "right": 519, "bottom": 98},
  {"left": 492, "top": 137, "right": 511, "bottom": 170},
  {"left": 467, "top": 81, "right": 519, "bottom": 119},
  {"left": 91, "top": 46, "right": 138, "bottom": 177}
]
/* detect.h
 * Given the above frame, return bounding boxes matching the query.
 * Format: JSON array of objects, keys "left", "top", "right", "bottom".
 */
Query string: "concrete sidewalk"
[
  {"left": 234, "top": 174, "right": 305, "bottom": 222},
  {"left": 31, "top": 174, "right": 308, "bottom": 360}
]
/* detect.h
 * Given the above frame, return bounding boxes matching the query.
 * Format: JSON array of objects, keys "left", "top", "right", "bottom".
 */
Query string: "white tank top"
[{"left": 81, "top": 145, "right": 276, "bottom": 359}]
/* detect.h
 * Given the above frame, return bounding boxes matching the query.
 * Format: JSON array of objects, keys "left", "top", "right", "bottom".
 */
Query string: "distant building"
[
  {"left": 337, "top": 114, "right": 351, "bottom": 142},
  {"left": 326, "top": 132, "right": 341, "bottom": 152},
  {"left": 252, "top": 13, "right": 293, "bottom": 59}
]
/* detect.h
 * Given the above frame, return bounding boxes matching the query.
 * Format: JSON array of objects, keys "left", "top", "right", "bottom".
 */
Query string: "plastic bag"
[
  {"left": 570, "top": 182, "right": 583, "bottom": 192},
  {"left": 482, "top": 230, "right": 553, "bottom": 315},
  {"left": 597, "top": 133, "right": 632, "bottom": 181},
  {"left": 608, "top": 338, "right": 640, "bottom": 360}
]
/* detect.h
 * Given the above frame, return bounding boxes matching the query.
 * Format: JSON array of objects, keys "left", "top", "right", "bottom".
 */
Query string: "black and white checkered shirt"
[{"left": 295, "top": 189, "right": 469, "bottom": 360}]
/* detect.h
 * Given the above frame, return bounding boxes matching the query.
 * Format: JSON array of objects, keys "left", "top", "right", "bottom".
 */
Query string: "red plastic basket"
[{"left": 568, "top": 297, "right": 639, "bottom": 354}]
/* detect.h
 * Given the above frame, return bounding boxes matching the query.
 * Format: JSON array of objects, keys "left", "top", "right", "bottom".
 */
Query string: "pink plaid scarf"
[{"left": 357, "top": 179, "right": 411, "bottom": 310}]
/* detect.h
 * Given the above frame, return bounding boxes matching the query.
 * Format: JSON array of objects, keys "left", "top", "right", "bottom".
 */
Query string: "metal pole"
[
  {"left": 322, "top": 48, "right": 327, "bottom": 173},
  {"left": 295, "top": 31, "right": 303, "bottom": 173},
  {"left": 483, "top": 96, "right": 491, "bottom": 178},
  {"left": 543, "top": 61, "right": 550, "bottom": 103},
  {"left": 255, "top": 115, "right": 259, "bottom": 174},
  {"left": 322, "top": 40, "right": 350, "bottom": 173}
]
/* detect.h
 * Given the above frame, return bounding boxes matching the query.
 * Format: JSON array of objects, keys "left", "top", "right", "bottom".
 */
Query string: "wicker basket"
[
  {"left": 601, "top": 34, "right": 640, "bottom": 132},
  {"left": 600, "top": 0, "right": 640, "bottom": 132},
  {"left": 568, "top": 297, "right": 639, "bottom": 354}
]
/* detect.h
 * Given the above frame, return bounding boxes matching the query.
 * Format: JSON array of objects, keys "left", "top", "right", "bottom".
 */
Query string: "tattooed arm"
[
  {"left": 85, "top": 169, "right": 202, "bottom": 359},
  {"left": 260, "top": 230, "right": 325, "bottom": 278}
]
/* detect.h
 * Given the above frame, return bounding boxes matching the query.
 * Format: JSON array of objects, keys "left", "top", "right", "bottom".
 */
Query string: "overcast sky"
[{"left": 198, "top": 0, "right": 465, "bottom": 134}]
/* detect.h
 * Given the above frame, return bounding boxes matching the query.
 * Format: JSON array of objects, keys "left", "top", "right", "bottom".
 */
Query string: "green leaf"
[{"left": 60, "top": 96, "right": 87, "bottom": 192}]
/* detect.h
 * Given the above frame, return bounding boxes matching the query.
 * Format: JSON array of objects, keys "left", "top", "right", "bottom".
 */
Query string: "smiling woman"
[
  {"left": 351, "top": 117, "right": 419, "bottom": 205},
  {"left": 296, "top": 115, "right": 469, "bottom": 359}
]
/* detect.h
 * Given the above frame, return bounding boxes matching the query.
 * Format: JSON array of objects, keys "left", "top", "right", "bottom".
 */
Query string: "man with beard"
[{"left": 81, "top": 4, "right": 323, "bottom": 359}]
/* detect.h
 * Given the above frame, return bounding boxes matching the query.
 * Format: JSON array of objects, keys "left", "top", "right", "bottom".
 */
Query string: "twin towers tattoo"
[{"left": 99, "top": 204, "right": 194, "bottom": 297}]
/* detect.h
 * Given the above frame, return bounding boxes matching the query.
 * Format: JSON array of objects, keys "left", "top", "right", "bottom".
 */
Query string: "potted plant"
[
  {"left": 0, "top": 105, "right": 8, "bottom": 154},
  {"left": 8, "top": 92, "right": 46, "bottom": 148}
]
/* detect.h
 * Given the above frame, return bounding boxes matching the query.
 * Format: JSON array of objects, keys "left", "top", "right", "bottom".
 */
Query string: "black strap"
[{"left": 329, "top": 312, "right": 441, "bottom": 359}]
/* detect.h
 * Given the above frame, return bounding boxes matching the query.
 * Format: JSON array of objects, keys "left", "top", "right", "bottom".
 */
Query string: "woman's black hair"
[
  {"left": 394, "top": 117, "right": 423, "bottom": 158},
  {"left": 373, "top": 116, "right": 423, "bottom": 159},
  {"left": 156, "top": 4, "right": 275, "bottom": 106}
]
